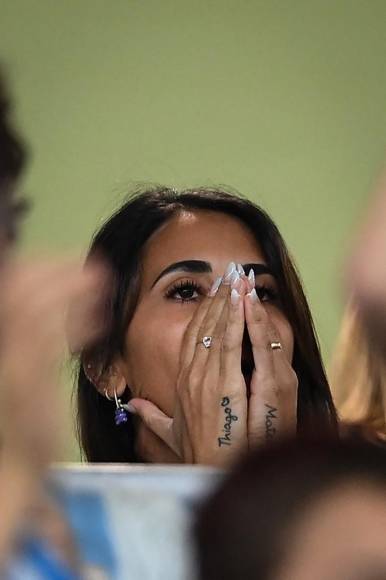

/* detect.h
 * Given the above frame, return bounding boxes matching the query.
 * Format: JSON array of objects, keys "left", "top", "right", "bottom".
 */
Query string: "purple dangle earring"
[
  {"left": 114, "top": 389, "right": 128, "bottom": 425},
  {"left": 104, "top": 388, "right": 128, "bottom": 426}
]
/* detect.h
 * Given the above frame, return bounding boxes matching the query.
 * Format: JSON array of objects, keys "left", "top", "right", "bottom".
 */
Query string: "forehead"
[{"left": 142, "top": 210, "right": 265, "bottom": 271}]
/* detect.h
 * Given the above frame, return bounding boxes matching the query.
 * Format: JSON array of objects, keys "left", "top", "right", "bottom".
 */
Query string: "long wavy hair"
[{"left": 76, "top": 186, "right": 337, "bottom": 462}]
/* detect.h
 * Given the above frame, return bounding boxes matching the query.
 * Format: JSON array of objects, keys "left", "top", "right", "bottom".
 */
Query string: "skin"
[
  {"left": 348, "top": 170, "right": 386, "bottom": 349},
  {"left": 349, "top": 170, "right": 386, "bottom": 306},
  {"left": 276, "top": 483, "right": 386, "bottom": 580},
  {"left": 0, "top": 258, "right": 107, "bottom": 565},
  {"left": 105, "top": 210, "right": 297, "bottom": 465}
]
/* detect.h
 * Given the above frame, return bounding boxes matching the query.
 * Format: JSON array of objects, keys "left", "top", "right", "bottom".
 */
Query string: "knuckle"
[
  {"left": 199, "top": 317, "right": 216, "bottom": 333},
  {"left": 186, "top": 369, "right": 202, "bottom": 390},
  {"left": 269, "top": 381, "right": 281, "bottom": 397},
  {"left": 273, "top": 370, "right": 298, "bottom": 398},
  {"left": 251, "top": 306, "right": 268, "bottom": 323},
  {"left": 221, "top": 336, "right": 239, "bottom": 354},
  {"left": 209, "top": 339, "right": 221, "bottom": 352}
]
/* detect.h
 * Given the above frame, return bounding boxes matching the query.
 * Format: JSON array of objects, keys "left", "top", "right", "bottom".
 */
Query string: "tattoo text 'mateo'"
[{"left": 265, "top": 403, "right": 278, "bottom": 440}]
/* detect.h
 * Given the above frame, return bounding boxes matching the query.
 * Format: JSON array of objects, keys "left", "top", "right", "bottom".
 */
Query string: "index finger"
[{"left": 179, "top": 276, "right": 222, "bottom": 368}]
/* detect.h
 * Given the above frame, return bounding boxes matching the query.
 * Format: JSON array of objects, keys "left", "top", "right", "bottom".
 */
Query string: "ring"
[
  {"left": 197, "top": 336, "right": 213, "bottom": 349},
  {"left": 270, "top": 341, "right": 282, "bottom": 351}
]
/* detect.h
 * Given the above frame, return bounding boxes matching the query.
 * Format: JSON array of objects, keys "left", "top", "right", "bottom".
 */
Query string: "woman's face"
[{"left": 117, "top": 210, "right": 294, "bottom": 457}]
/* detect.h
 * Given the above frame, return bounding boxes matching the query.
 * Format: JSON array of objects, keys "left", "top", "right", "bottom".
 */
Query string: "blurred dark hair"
[
  {"left": 195, "top": 435, "right": 386, "bottom": 580},
  {"left": 0, "top": 69, "right": 28, "bottom": 242},
  {"left": 76, "top": 186, "right": 337, "bottom": 462}
]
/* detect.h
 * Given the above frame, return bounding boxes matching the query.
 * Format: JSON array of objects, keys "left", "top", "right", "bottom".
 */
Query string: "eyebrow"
[
  {"left": 243, "top": 263, "right": 273, "bottom": 277},
  {"left": 151, "top": 260, "right": 212, "bottom": 288},
  {"left": 151, "top": 260, "right": 273, "bottom": 288}
]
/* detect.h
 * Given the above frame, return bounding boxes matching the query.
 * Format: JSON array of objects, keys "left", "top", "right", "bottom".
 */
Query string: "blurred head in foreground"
[
  {"left": 0, "top": 70, "right": 27, "bottom": 250},
  {"left": 330, "top": 302, "right": 386, "bottom": 440},
  {"left": 195, "top": 436, "right": 386, "bottom": 580}
]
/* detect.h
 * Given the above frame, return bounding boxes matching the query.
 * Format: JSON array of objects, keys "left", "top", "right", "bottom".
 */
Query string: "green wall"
[{"left": 2, "top": 1, "right": 386, "bottom": 456}]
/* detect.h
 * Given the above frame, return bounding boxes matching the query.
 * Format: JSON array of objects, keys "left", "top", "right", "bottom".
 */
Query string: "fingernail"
[
  {"left": 236, "top": 263, "right": 245, "bottom": 276},
  {"left": 229, "top": 270, "right": 240, "bottom": 287},
  {"left": 224, "top": 261, "right": 236, "bottom": 283},
  {"left": 231, "top": 288, "right": 241, "bottom": 305},
  {"left": 208, "top": 276, "right": 222, "bottom": 296},
  {"left": 123, "top": 402, "right": 136, "bottom": 414},
  {"left": 247, "top": 288, "right": 258, "bottom": 303},
  {"left": 224, "top": 263, "right": 236, "bottom": 284},
  {"left": 248, "top": 268, "right": 255, "bottom": 288}
]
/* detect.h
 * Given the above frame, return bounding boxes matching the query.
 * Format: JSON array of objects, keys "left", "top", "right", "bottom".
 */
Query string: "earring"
[
  {"left": 113, "top": 388, "right": 129, "bottom": 426},
  {"left": 104, "top": 388, "right": 113, "bottom": 401}
]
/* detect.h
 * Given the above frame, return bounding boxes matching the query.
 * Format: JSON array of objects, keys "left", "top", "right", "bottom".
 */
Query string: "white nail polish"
[
  {"left": 236, "top": 263, "right": 245, "bottom": 275},
  {"left": 247, "top": 288, "right": 258, "bottom": 303},
  {"left": 224, "top": 263, "right": 236, "bottom": 285},
  {"left": 123, "top": 402, "right": 136, "bottom": 414},
  {"left": 231, "top": 288, "right": 240, "bottom": 305},
  {"left": 229, "top": 270, "right": 240, "bottom": 287},
  {"left": 208, "top": 276, "right": 222, "bottom": 296},
  {"left": 248, "top": 268, "right": 255, "bottom": 288},
  {"left": 224, "top": 261, "right": 236, "bottom": 280}
]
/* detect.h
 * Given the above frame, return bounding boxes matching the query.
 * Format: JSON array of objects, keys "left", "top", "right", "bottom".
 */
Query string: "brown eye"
[
  {"left": 256, "top": 285, "right": 279, "bottom": 303},
  {"left": 165, "top": 280, "right": 201, "bottom": 303}
]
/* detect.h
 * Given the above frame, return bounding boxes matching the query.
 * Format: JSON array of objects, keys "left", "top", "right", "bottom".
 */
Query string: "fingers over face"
[
  {"left": 179, "top": 291, "right": 214, "bottom": 368},
  {"left": 218, "top": 280, "right": 246, "bottom": 379},
  {"left": 244, "top": 290, "right": 277, "bottom": 386},
  {"left": 190, "top": 279, "right": 230, "bottom": 368},
  {"left": 245, "top": 290, "right": 298, "bottom": 444}
]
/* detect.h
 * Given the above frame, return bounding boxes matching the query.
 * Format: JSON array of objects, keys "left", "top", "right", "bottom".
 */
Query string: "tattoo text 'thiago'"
[{"left": 218, "top": 396, "right": 238, "bottom": 447}]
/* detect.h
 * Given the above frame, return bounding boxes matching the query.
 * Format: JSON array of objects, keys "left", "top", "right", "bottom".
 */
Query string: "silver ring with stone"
[{"left": 198, "top": 336, "right": 213, "bottom": 349}]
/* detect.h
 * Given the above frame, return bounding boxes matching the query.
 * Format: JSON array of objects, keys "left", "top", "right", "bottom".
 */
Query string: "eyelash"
[
  {"left": 165, "top": 280, "right": 203, "bottom": 303},
  {"left": 256, "top": 284, "right": 279, "bottom": 303},
  {"left": 165, "top": 280, "right": 279, "bottom": 304}
]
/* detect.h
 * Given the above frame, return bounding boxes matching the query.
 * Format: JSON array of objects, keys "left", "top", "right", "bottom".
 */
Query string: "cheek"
[{"left": 124, "top": 302, "right": 193, "bottom": 413}]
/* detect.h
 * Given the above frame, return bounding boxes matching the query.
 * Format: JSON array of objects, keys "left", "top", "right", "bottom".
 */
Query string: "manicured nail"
[
  {"left": 224, "top": 262, "right": 236, "bottom": 283},
  {"left": 229, "top": 270, "right": 240, "bottom": 287},
  {"left": 236, "top": 263, "right": 245, "bottom": 276},
  {"left": 248, "top": 268, "right": 255, "bottom": 288},
  {"left": 247, "top": 288, "right": 258, "bottom": 303},
  {"left": 123, "top": 402, "right": 136, "bottom": 414},
  {"left": 208, "top": 276, "right": 222, "bottom": 296},
  {"left": 231, "top": 288, "right": 241, "bottom": 305}
]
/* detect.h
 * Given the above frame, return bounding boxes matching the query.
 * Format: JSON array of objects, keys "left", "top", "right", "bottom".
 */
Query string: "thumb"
[{"left": 126, "top": 398, "right": 177, "bottom": 454}]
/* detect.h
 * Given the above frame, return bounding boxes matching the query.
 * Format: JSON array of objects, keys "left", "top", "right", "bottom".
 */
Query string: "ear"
[{"left": 83, "top": 356, "right": 128, "bottom": 399}]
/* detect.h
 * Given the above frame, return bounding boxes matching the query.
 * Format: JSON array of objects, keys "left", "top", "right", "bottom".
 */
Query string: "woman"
[
  {"left": 329, "top": 303, "right": 386, "bottom": 439},
  {"left": 77, "top": 186, "right": 337, "bottom": 465}
]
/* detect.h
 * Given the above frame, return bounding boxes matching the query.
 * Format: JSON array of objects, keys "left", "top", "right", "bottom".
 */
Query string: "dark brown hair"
[
  {"left": 76, "top": 186, "right": 337, "bottom": 462},
  {"left": 0, "top": 69, "right": 28, "bottom": 242}
]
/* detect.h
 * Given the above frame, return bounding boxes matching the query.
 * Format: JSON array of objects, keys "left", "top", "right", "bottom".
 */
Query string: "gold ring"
[{"left": 270, "top": 341, "right": 282, "bottom": 351}]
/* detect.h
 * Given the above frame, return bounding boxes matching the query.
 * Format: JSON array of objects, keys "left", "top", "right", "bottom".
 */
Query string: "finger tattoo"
[
  {"left": 265, "top": 403, "right": 278, "bottom": 441},
  {"left": 218, "top": 396, "right": 238, "bottom": 447}
]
